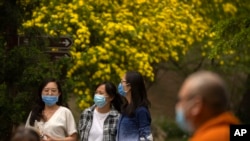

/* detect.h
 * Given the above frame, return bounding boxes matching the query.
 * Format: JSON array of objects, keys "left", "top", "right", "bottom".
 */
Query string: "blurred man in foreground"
[{"left": 175, "top": 71, "right": 240, "bottom": 141}]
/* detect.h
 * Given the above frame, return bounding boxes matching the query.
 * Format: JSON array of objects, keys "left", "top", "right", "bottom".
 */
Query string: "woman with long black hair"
[
  {"left": 116, "top": 71, "right": 153, "bottom": 141},
  {"left": 25, "top": 78, "right": 77, "bottom": 141}
]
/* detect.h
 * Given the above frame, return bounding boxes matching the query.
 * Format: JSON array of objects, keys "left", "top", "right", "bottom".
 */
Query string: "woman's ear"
[
  {"left": 125, "top": 84, "right": 131, "bottom": 92},
  {"left": 107, "top": 95, "right": 114, "bottom": 103}
]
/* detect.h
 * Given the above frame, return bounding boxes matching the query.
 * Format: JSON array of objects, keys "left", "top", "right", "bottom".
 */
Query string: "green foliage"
[
  {"left": 155, "top": 117, "right": 188, "bottom": 140},
  {"left": 207, "top": 16, "right": 250, "bottom": 72},
  {"left": 0, "top": 84, "right": 12, "bottom": 139},
  {"left": 207, "top": 14, "right": 250, "bottom": 121},
  {"left": 0, "top": 1, "right": 74, "bottom": 140},
  {"left": 0, "top": 44, "right": 73, "bottom": 140}
]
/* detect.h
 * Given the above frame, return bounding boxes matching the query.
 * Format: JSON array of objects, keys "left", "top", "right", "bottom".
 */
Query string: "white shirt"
[
  {"left": 88, "top": 109, "right": 109, "bottom": 141},
  {"left": 25, "top": 106, "right": 77, "bottom": 139}
]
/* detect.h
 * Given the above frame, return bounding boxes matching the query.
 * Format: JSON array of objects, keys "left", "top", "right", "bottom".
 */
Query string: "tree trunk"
[
  {"left": 4, "top": 0, "right": 18, "bottom": 50},
  {"left": 0, "top": 1, "right": 18, "bottom": 141}
]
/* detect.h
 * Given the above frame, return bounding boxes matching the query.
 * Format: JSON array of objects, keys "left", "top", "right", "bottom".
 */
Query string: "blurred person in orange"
[{"left": 175, "top": 70, "right": 240, "bottom": 141}]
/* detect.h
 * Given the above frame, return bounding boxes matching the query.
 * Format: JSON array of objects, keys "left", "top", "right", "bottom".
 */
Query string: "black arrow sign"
[
  {"left": 47, "top": 37, "right": 73, "bottom": 48},
  {"left": 18, "top": 36, "right": 73, "bottom": 48},
  {"left": 18, "top": 36, "right": 73, "bottom": 57}
]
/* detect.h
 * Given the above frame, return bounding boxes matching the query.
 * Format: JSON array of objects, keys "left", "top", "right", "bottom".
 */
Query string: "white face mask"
[{"left": 175, "top": 106, "right": 194, "bottom": 133}]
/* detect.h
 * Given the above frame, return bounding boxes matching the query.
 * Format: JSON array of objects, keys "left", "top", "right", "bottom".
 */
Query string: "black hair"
[
  {"left": 122, "top": 71, "right": 151, "bottom": 116},
  {"left": 29, "top": 78, "right": 65, "bottom": 126},
  {"left": 95, "top": 82, "right": 125, "bottom": 112},
  {"left": 11, "top": 127, "right": 40, "bottom": 141}
]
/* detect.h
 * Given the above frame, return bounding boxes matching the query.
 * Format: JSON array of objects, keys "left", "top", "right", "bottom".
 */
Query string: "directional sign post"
[
  {"left": 45, "top": 37, "right": 73, "bottom": 57},
  {"left": 18, "top": 36, "right": 73, "bottom": 57},
  {"left": 47, "top": 37, "right": 72, "bottom": 48}
]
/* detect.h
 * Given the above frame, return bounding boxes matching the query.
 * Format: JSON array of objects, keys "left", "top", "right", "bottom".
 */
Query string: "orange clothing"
[{"left": 189, "top": 112, "right": 240, "bottom": 141}]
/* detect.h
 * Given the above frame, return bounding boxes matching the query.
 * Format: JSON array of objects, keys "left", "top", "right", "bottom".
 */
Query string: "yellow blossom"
[{"left": 223, "top": 3, "right": 237, "bottom": 14}]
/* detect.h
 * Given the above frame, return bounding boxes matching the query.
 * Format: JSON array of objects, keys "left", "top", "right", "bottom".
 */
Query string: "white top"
[
  {"left": 88, "top": 109, "right": 109, "bottom": 141},
  {"left": 25, "top": 106, "right": 77, "bottom": 139}
]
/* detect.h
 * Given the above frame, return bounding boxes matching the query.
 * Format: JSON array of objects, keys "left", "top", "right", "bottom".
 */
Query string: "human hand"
[{"left": 42, "top": 134, "right": 54, "bottom": 141}]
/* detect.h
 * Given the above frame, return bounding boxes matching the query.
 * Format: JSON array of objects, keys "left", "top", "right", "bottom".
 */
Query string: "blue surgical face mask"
[
  {"left": 94, "top": 94, "right": 107, "bottom": 108},
  {"left": 175, "top": 107, "right": 194, "bottom": 133},
  {"left": 118, "top": 83, "right": 126, "bottom": 96},
  {"left": 42, "top": 95, "right": 59, "bottom": 106}
]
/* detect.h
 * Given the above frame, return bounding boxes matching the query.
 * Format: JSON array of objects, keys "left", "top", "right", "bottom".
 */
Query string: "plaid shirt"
[{"left": 79, "top": 105, "right": 120, "bottom": 141}]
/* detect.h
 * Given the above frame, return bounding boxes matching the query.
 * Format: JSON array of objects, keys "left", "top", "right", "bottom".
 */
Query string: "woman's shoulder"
[
  {"left": 135, "top": 106, "right": 149, "bottom": 113},
  {"left": 80, "top": 105, "right": 95, "bottom": 114},
  {"left": 110, "top": 106, "right": 120, "bottom": 117},
  {"left": 135, "top": 106, "right": 151, "bottom": 117},
  {"left": 135, "top": 106, "right": 151, "bottom": 121},
  {"left": 59, "top": 106, "right": 73, "bottom": 114},
  {"left": 59, "top": 106, "right": 69, "bottom": 110}
]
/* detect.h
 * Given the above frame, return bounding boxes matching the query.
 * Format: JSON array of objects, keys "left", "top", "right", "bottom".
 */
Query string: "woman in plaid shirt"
[{"left": 78, "top": 82, "right": 125, "bottom": 141}]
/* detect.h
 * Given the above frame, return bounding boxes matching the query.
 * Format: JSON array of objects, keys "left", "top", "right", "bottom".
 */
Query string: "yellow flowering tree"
[
  {"left": 189, "top": 0, "right": 243, "bottom": 64},
  {"left": 163, "top": 0, "right": 240, "bottom": 72},
  {"left": 22, "top": 0, "right": 212, "bottom": 109},
  {"left": 198, "top": 0, "right": 250, "bottom": 68}
]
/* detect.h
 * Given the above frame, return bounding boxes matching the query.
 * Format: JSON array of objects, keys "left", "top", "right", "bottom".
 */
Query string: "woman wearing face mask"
[
  {"left": 25, "top": 78, "right": 77, "bottom": 141},
  {"left": 116, "top": 71, "right": 153, "bottom": 141},
  {"left": 78, "top": 82, "right": 125, "bottom": 141}
]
